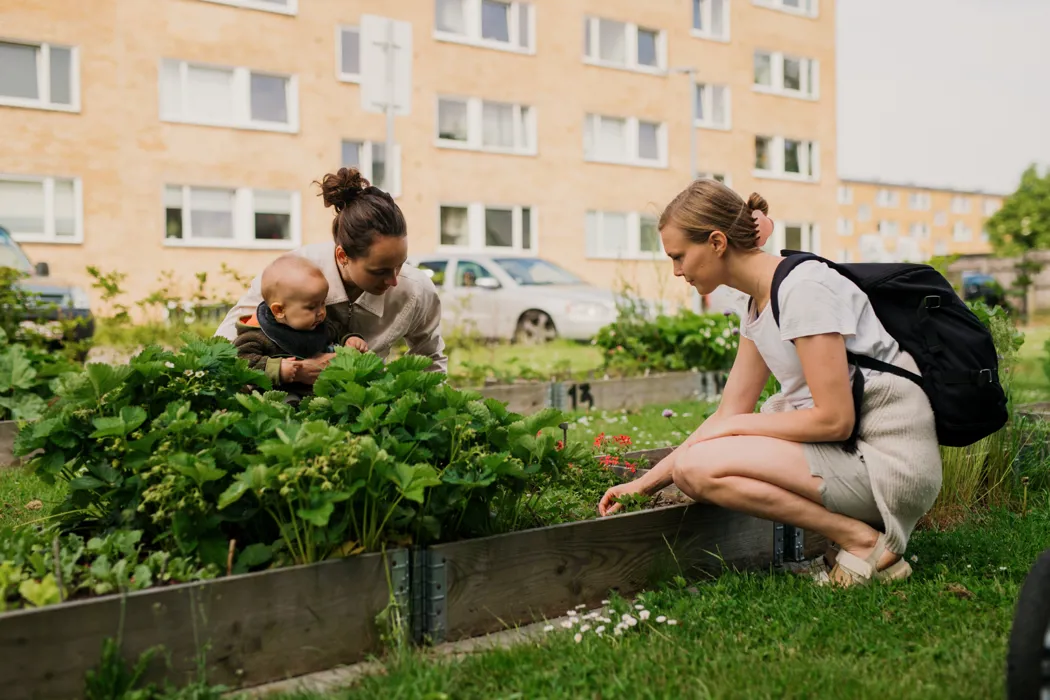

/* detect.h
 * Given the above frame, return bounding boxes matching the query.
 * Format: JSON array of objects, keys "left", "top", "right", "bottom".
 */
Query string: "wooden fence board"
[
  {"left": 557, "top": 373, "right": 710, "bottom": 412},
  {"left": 472, "top": 383, "right": 550, "bottom": 415},
  {"left": 432, "top": 504, "right": 773, "bottom": 642},
  {"left": 0, "top": 550, "right": 405, "bottom": 700}
]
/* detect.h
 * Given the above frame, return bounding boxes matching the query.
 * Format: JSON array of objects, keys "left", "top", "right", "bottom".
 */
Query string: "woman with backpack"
[{"left": 597, "top": 179, "right": 1002, "bottom": 586}]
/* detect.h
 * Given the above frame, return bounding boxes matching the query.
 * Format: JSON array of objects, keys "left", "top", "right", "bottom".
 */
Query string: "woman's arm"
[
  {"left": 700, "top": 333, "right": 855, "bottom": 444},
  {"left": 404, "top": 289, "right": 448, "bottom": 373}
]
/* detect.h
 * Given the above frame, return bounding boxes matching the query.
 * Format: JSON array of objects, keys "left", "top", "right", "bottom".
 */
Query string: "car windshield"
[
  {"left": 492, "top": 258, "right": 585, "bottom": 286},
  {"left": 0, "top": 229, "right": 32, "bottom": 274}
]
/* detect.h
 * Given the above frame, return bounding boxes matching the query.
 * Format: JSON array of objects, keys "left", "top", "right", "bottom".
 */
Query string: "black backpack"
[{"left": 759, "top": 250, "right": 1008, "bottom": 448}]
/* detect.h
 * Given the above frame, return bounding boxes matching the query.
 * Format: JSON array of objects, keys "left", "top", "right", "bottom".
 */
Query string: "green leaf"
[
  {"left": 0, "top": 344, "right": 36, "bottom": 393},
  {"left": 386, "top": 463, "right": 441, "bottom": 504},
  {"left": 84, "top": 363, "right": 133, "bottom": 401},
  {"left": 352, "top": 404, "right": 387, "bottom": 432},
  {"left": 18, "top": 574, "right": 61, "bottom": 608},
  {"left": 296, "top": 501, "right": 335, "bottom": 527},
  {"left": 89, "top": 406, "right": 147, "bottom": 439},
  {"left": 69, "top": 475, "right": 106, "bottom": 491},
  {"left": 233, "top": 543, "right": 273, "bottom": 574}
]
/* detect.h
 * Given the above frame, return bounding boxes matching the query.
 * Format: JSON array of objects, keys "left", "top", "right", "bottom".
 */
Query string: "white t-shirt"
[{"left": 741, "top": 260, "right": 903, "bottom": 410}]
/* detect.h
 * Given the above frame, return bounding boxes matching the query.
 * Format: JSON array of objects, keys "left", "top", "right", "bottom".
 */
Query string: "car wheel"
[
  {"left": 515, "top": 310, "right": 557, "bottom": 345},
  {"left": 1007, "top": 547, "right": 1050, "bottom": 700}
]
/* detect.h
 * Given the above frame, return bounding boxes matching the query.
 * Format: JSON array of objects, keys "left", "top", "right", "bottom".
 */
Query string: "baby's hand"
[{"left": 345, "top": 336, "right": 369, "bottom": 353}]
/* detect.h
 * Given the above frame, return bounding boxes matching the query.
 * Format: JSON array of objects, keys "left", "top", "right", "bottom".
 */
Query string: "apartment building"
[
  {"left": 1, "top": 0, "right": 836, "bottom": 311},
  {"left": 836, "top": 179, "right": 1004, "bottom": 263}
]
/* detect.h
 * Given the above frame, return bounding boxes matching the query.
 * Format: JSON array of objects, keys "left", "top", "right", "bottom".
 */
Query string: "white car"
[{"left": 409, "top": 253, "right": 621, "bottom": 343}]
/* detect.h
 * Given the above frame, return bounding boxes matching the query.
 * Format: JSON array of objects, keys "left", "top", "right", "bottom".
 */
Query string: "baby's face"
[{"left": 274, "top": 275, "right": 328, "bottom": 331}]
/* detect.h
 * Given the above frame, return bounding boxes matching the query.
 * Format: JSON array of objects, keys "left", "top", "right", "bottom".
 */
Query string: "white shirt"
[{"left": 741, "top": 260, "right": 902, "bottom": 410}]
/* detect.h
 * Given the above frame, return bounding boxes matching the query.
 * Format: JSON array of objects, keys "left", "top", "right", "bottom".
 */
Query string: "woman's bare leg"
[{"left": 672, "top": 435, "right": 899, "bottom": 572}]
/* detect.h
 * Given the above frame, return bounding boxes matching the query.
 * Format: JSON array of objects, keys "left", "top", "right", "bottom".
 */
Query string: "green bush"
[{"left": 594, "top": 310, "right": 740, "bottom": 375}]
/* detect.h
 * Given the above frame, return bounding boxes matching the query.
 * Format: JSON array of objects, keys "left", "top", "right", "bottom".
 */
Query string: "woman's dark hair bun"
[{"left": 319, "top": 167, "right": 371, "bottom": 213}]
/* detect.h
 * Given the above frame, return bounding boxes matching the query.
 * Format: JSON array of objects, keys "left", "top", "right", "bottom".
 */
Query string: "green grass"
[
  {"left": 269, "top": 502, "right": 1050, "bottom": 700},
  {"left": 1014, "top": 324, "right": 1050, "bottom": 404},
  {"left": 0, "top": 465, "right": 63, "bottom": 530},
  {"left": 565, "top": 400, "right": 713, "bottom": 450},
  {"left": 446, "top": 340, "right": 604, "bottom": 385}
]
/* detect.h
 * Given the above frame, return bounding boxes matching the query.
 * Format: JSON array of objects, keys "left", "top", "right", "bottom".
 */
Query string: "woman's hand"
[
  {"left": 296, "top": 353, "right": 337, "bottom": 385},
  {"left": 598, "top": 480, "right": 650, "bottom": 517}
]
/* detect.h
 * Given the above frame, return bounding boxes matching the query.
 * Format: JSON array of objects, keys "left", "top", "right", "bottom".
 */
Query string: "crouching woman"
[{"left": 598, "top": 180, "right": 942, "bottom": 587}]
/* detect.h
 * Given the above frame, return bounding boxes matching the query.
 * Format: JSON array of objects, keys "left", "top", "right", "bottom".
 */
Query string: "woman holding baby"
[{"left": 214, "top": 168, "right": 447, "bottom": 390}]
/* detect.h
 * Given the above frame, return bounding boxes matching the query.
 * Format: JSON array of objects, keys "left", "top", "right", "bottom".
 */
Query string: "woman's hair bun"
[
  {"left": 319, "top": 167, "right": 371, "bottom": 212},
  {"left": 746, "top": 192, "right": 769, "bottom": 216}
]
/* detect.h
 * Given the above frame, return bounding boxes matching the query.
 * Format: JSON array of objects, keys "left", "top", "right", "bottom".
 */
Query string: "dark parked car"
[
  {"left": 0, "top": 226, "right": 94, "bottom": 345},
  {"left": 961, "top": 272, "right": 1008, "bottom": 310}
]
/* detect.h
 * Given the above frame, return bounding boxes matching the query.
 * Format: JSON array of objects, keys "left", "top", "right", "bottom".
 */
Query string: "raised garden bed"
[{"left": 0, "top": 420, "right": 17, "bottom": 466}]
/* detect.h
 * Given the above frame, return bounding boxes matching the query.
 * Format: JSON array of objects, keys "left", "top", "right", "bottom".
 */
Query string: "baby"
[{"left": 233, "top": 255, "right": 368, "bottom": 393}]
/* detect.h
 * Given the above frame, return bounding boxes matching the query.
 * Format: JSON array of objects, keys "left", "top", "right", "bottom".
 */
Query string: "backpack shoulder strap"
[{"left": 768, "top": 251, "right": 828, "bottom": 327}]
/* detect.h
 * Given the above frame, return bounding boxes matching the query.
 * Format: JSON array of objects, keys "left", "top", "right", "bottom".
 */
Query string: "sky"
[{"left": 836, "top": 0, "right": 1050, "bottom": 195}]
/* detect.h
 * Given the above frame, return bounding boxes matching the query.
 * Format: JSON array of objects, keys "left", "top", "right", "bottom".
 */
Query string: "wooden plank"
[
  {"left": 559, "top": 372, "right": 709, "bottom": 412},
  {"left": 433, "top": 503, "right": 773, "bottom": 642},
  {"left": 474, "top": 383, "right": 550, "bottom": 414},
  {"left": 0, "top": 420, "right": 19, "bottom": 467},
  {"left": 0, "top": 549, "right": 405, "bottom": 700}
]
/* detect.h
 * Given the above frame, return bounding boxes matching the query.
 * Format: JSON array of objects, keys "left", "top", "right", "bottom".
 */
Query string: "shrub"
[{"left": 595, "top": 310, "right": 740, "bottom": 376}]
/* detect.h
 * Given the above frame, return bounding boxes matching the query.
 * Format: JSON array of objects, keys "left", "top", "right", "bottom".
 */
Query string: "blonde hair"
[{"left": 658, "top": 179, "right": 770, "bottom": 250}]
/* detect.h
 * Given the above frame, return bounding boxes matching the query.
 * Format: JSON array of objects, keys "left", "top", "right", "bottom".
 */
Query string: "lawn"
[
  {"left": 0, "top": 466, "right": 62, "bottom": 530},
  {"left": 1014, "top": 324, "right": 1050, "bottom": 404},
  {"left": 269, "top": 503, "right": 1050, "bottom": 700}
]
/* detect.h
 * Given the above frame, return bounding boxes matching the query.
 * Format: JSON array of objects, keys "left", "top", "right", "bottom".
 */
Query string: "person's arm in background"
[
  {"left": 404, "top": 287, "right": 448, "bottom": 373},
  {"left": 214, "top": 274, "right": 264, "bottom": 342}
]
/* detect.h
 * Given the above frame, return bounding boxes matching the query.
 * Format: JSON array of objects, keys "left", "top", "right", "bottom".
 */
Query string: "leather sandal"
[{"left": 824, "top": 534, "right": 908, "bottom": 587}]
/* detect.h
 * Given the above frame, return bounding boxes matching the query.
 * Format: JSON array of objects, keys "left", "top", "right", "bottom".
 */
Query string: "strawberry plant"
[{"left": 0, "top": 328, "right": 79, "bottom": 422}]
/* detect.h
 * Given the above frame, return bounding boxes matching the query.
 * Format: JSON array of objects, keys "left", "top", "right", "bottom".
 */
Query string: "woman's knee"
[{"left": 672, "top": 441, "right": 724, "bottom": 499}]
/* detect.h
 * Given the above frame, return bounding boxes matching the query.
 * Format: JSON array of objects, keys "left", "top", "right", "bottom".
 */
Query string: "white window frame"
[
  {"left": 753, "top": 50, "right": 820, "bottom": 100},
  {"left": 878, "top": 220, "right": 900, "bottom": 237},
  {"left": 839, "top": 249, "right": 853, "bottom": 263},
  {"left": 934, "top": 211, "right": 948, "bottom": 226},
  {"left": 0, "top": 173, "right": 84, "bottom": 244},
  {"left": 585, "top": 210, "right": 663, "bottom": 260},
  {"left": 199, "top": 0, "right": 297, "bottom": 14},
  {"left": 0, "top": 39, "right": 80, "bottom": 112},
  {"left": 340, "top": 140, "right": 402, "bottom": 198},
  {"left": 753, "top": 135, "right": 820, "bottom": 182},
  {"left": 838, "top": 185, "right": 853, "bottom": 205},
  {"left": 752, "top": 0, "right": 819, "bottom": 19},
  {"left": 584, "top": 114, "right": 668, "bottom": 168},
  {"left": 768, "top": 221, "right": 820, "bottom": 255},
  {"left": 908, "top": 192, "right": 931, "bottom": 211},
  {"left": 694, "top": 83, "right": 731, "bottom": 130},
  {"left": 983, "top": 198, "right": 1001, "bottom": 217},
  {"left": 837, "top": 218, "right": 853, "bottom": 236},
  {"left": 951, "top": 195, "right": 972, "bottom": 214},
  {"left": 162, "top": 185, "right": 301, "bottom": 250},
  {"left": 434, "top": 0, "right": 535, "bottom": 55},
  {"left": 857, "top": 204, "right": 872, "bottom": 222},
  {"left": 696, "top": 172, "right": 732, "bottom": 187},
  {"left": 159, "top": 59, "right": 299, "bottom": 133},
  {"left": 435, "top": 95, "right": 537, "bottom": 156},
  {"left": 952, "top": 221, "right": 973, "bottom": 242},
  {"left": 336, "top": 25, "right": 361, "bottom": 83},
  {"left": 583, "top": 16, "right": 667, "bottom": 74},
  {"left": 692, "top": 0, "right": 730, "bottom": 42},
  {"left": 875, "top": 189, "right": 900, "bottom": 208},
  {"left": 909, "top": 222, "right": 931, "bottom": 239},
  {"left": 436, "top": 203, "right": 536, "bottom": 254}
]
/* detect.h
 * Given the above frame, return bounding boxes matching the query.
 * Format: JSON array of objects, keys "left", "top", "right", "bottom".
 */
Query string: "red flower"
[
  {"left": 555, "top": 440, "right": 564, "bottom": 451},
  {"left": 615, "top": 435, "right": 632, "bottom": 447},
  {"left": 593, "top": 433, "right": 607, "bottom": 448}
]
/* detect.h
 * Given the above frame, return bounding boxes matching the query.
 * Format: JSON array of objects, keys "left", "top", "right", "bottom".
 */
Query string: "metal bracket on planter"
[
  {"left": 772, "top": 523, "right": 806, "bottom": 567},
  {"left": 410, "top": 549, "right": 448, "bottom": 645},
  {"left": 548, "top": 381, "right": 563, "bottom": 411},
  {"left": 388, "top": 549, "right": 411, "bottom": 640}
]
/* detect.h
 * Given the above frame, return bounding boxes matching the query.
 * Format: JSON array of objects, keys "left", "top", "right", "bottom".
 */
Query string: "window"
[
  {"left": 837, "top": 218, "right": 853, "bottom": 236},
  {"left": 771, "top": 221, "right": 819, "bottom": 254},
  {"left": 953, "top": 221, "right": 973, "bottom": 242},
  {"left": 436, "top": 96, "right": 535, "bottom": 155},
  {"left": 908, "top": 192, "right": 931, "bottom": 211},
  {"left": 694, "top": 84, "right": 730, "bottom": 129},
  {"left": 583, "top": 16, "right": 666, "bottom": 72},
  {"left": 983, "top": 198, "right": 1001, "bottom": 217},
  {"left": 857, "top": 204, "right": 871, "bottom": 222},
  {"left": 696, "top": 172, "right": 731, "bottom": 187},
  {"left": 934, "top": 241, "right": 948, "bottom": 256},
  {"left": 416, "top": 260, "right": 448, "bottom": 287},
  {"left": 878, "top": 220, "right": 899, "bottom": 237},
  {"left": 199, "top": 0, "right": 297, "bottom": 13},
  {"left": 753, "top": 51, "right": 819, "bottom": 98},
  {"left": 435, "top": 0, "right": 533, "bottom": 53},
  {"left": 438, "top": 204, "right": 534, "bottom": 252},
  {"left": 337, "top": 26, "right": 361, "bottom": 82},
  {"left": 0, "top": 40, "right": 78, "bottom": 111},
  {"left": 160, "top": 59, "right": 297, "bottom": 132},
  {"left": 586, "top": 211, "right": 663, "bottom": 259},
  {"left": 753, "top": 135, "right": 819, "bottom": 181},
  {"left": 838, "top": 185, "right": 853, "bottom": 205},
  {"left": 0, "top": 175, "right": 81, "bottom": 243},
  {"left": 934, "top": 211, "right": 948, "bottom": 226},
  {"left": 909, "top": 222, "right": 930, "bottom": 239},
  {"left": 875, "top": 189, "right": 900, "bottom": 208},
  {"left": 692, "top": 0, "right": 729, "bottom": 40},
  {"left": 341, "top": 140, "right": 402, "bottom": 197},
  {"left": 951, "top": 195, "right": 971, "bottom": 214},
  {"left": 164, "top": 185, "right": 300, "bottom": 249},
  {"left": 980, "top": 229, "right": 990, "bottom": 243},
  {"left": 839, "top": 249, "right": 853, "bottom": 263},
  {"left": 753, "top": 0, "right": 819, "bottom": 17},
  {"left": 584, "top": 114, "right": 666, "bottom": 167}
]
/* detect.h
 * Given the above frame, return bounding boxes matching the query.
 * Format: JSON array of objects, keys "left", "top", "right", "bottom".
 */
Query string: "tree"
[{"left": 986, "top": 164, "right": 1050, "bottom": 323}]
